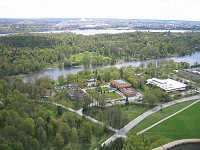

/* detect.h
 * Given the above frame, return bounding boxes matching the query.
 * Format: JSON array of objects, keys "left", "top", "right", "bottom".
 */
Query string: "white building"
[{"left": 147, "top": 78, "right": 187, "bottom": 92}]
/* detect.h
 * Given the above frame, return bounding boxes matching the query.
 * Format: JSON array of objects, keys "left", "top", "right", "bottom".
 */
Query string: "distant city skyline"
[{"left": 1, "top": 0, "right": 200, "bottom": 21}]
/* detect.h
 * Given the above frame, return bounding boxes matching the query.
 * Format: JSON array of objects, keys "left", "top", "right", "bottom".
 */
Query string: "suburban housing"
[
  {"left": 86, "top": 78, "right": 96, "bottom": 87},
  {"left": 64, "top": 83, "right": 88, "bottom": 100},
  {"left": 147, "top": 78, "right": 187, "bottom": 92}
]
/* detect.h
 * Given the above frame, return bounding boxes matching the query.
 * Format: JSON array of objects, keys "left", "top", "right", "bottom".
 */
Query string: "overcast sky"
[{"left": 0, "top": 0, "right": 200, "bottom": 21}]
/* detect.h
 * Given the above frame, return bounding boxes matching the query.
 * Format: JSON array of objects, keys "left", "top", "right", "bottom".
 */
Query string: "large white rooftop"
[{"left": 147, "top": 78, "right": 187, "bottom": 92}]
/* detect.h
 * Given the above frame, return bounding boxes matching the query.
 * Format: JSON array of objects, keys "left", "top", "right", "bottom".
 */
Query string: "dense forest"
[
  {"left": 0, "top": 76, "right": 114, "bottom": 150},
  {"left": 0, "top": 31, "right": 200, "bottom": 77},
  {"left": 0, "top": 31, "right": 200, "bottom": 149},
  {"left": 0, "top": 60, "right": 197, "bottom": 149}
]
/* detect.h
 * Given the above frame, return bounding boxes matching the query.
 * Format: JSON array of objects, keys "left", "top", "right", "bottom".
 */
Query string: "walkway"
[
  {"left": 137, "top": 99, "right": 200, "bottom": 135},
  {"left": 101, "top": 94, "right": 200, "bottom": 146},
  {"left": 153, "top": 139, "right": 200, "bottom": 150},
  {"left": 36, "top": 100, "right": 119, "bottom": 133}
]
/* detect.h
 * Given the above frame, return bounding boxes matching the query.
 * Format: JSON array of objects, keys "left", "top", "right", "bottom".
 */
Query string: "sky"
[{"left": 0, "top": 0, "right": 200, "bottom": 21}]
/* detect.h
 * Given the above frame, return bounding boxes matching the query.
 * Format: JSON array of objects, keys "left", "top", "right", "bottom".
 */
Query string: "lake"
[
  {"left": 29, "top": 29, "right": 191, "bottom": 35},
  {"left": 0, "top": 29, "right": 190, "bottom": 37},
  {"left": 23, "top": 51, "right": 200, "bottom": 82}
]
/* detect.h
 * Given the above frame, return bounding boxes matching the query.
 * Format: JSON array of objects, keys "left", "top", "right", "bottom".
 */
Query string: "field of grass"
[
  {"left": 104, "top": 92, "right": 122, "bottom": 99},
  {"left": 86, "top": 87, "right": 109, "bottom": 94},
  {"left": 86, "top": 87, "right": 121, "bottom": 99},
  {"left": 121, "top": 103, "right": 147, "bottom": 121},
  {"left": 129, "top": 100, "right": 196, "bottom": 135},
  {"left": 145, "top": 100, "right": 200, "bottom": 140},
  {"left": 71, "top": 52, "right": 105, "bottom": 62}
]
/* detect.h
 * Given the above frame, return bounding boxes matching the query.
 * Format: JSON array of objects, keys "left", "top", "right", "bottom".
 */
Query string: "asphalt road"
[{"left": 101, "top": 94, "right": 200, "bottom": 146}]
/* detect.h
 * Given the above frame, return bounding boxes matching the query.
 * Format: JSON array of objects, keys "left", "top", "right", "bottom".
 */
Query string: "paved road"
[
  {"left": 101, "top": 94, "right": 200, "bottom": 146},
  {"left": 137, "top": 99, "right": 200, "bottom": 135}
]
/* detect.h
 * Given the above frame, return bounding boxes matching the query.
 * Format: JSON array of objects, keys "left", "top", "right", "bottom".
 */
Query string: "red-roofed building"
[
  {"left": 110, "top": 79, "right": 132, "bottom": 89},
  {"left": 120, "top": 88, "right": 137, "bottom": 97},
  {"left": 110, "top": 79, "right": 137, "bottom": 97}
]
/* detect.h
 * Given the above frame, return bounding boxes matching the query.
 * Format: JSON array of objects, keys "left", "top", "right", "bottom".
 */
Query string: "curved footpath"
[{"left": 101, "top": 94, "right": 200, "bottom": 146}]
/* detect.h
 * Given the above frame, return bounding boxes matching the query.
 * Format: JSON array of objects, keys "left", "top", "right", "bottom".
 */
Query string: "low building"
[
  {"left": 147, "top": 78, "right": 187, "bottom": 92},
  {"left": 86, "top": 78, "right": 96, "bottom": 87},
  {"left": 110, "top": 79, "right": 137, "bottom": 97},
  {"left": 64, "top": 83, "right": 88, "bottom": 100},
  {"left": 120, "top": 87, "right": 137, "bottom": 97},
  {"left": 110, "top": 79, "right": 132, "bottom": 89},
  {"left": 179, "top": 68, "right": 200, "bottom": 82}
]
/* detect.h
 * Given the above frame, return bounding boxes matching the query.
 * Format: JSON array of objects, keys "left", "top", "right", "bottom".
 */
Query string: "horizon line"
[{"left": 0, "top": 17, "right": 200, "bottom": 22}]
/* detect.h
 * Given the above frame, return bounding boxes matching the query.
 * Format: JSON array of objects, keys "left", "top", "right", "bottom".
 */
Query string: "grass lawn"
[
  {"left": 71, "top": 52, "right": 105, "bottom": 62},
  {"left": 121, "top": 103, "right": 147, "bottom": 121},
  {"left": 86, "top": 87, "right": 122, "bottom": 99},
  {"left": 104, "top": 92, "right": 122, "bottom": 99},
  {"left": 129, "top": 100, "right": 196, "bottom": 135},
  {"left": 145, "top": 100, "right": 200, "bottom": 140}
]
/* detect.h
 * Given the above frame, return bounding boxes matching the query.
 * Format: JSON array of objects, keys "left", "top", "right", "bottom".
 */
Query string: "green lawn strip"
[
  {"left": 104, "top": 92, "right": 122, "bottom": 99},
  {"left": 86, "top": 87, "right": 109, "bottom": 93},
  {"left": 71, "top": 52, "right": 102, "bottom": 62},
  {"left": 145, "top": 100, "right": 200, "bottom": 140},
  {"left": 129, "top": 100, "right": 196, "bottom": 135},
  {"left": 86, "top": 87, "right": 121, "bottom": 99},
  {"left": 121, "top": 103, "right": 147, "bottom": 121}
]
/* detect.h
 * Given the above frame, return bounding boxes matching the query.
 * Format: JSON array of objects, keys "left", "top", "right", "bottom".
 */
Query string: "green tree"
[
  {"left": 11, "top": 142, "right": 24, "bottom": 150},
  {"left": 83, "top": 122, "right": 92, "bottom": 143},
  {"left": 71, "top": 127, "right": 78, "bottom": 143},
  {"left": 58, "top": 75, "right": 65, "bottom": 86},
  {"left": 54, "top": 133, "right": 64, "bottom": 149},
  {"left": 37, "top": 127, "right": 47, "bottom": 144}
]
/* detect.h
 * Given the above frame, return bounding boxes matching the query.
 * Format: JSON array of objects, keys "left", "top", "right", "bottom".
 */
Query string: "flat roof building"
[
  {"left": 110, "top": 79, "right": 132, "bottom": 89},
  {"left": 120, "top": 87, "right": 137, "bottom": 97},
  {"left": 147, "top": 78, "right": 187, "bottom": 92},
  {"left": 110, "top": 79, "right": 137, "bottom": 97}
]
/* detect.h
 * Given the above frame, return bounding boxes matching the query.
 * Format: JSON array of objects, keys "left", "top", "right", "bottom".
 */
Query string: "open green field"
[
  {"left": 145, "top": 100, "right": 200, "bottom": 140},
  {"left": 121, "top": 103, "right": 147, "bottom": 121},
  {"left": 86, "top": 87, "right": 122, "bottom": 99},
  {"left": 129, "top": 100, "right": 196, "bottom": 135},
  {"left": 104, "top": 91, "right": 122, "bottom": 99},
  {"left": 71, "top": 52, "right": 106, "bottom": 62}
]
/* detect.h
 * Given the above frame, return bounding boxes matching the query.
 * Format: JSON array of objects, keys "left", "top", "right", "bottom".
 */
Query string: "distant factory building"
[{"left": 147, "top": 78, "right": 187, "bottom": 92}]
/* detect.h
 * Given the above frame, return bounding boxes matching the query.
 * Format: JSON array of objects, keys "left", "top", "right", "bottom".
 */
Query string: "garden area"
[{"left": 86, "top": 87, "right": 122, "bottom": 100}]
